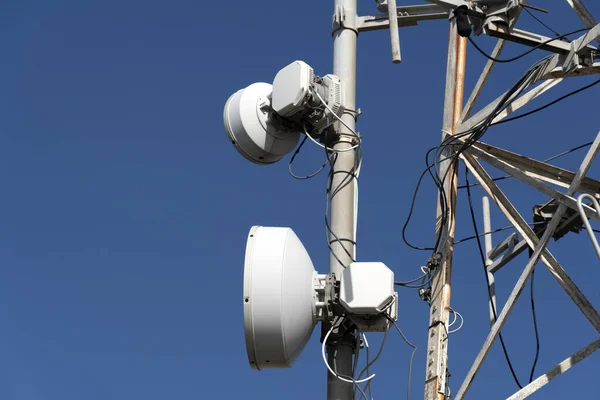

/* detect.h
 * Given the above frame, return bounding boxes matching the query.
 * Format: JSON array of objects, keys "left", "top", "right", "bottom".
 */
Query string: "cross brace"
[
  {"left": 453, "top": 131, "right": 600, "bottom": 399},
  {"left": 463, "top": 142, "right": 600, "bottom": 223},
  {"left": 468, "top": 141, "right": 600, "bottom": 196},
  {"left": 506, "top": 338, "right": 600, "bottom": 399},
  {"left": 357, "top": 4, "right": 448, "bottom": 32},
  {"left": 484, "top": 22, "right": 597, "bottom": 56}
]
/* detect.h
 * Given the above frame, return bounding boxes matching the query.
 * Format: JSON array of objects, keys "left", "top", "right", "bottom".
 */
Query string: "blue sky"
[{"left": 0, "top": 1, "right": 599, "bottom": 399}]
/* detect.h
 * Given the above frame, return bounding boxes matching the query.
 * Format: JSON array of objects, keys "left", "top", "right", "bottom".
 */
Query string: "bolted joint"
[
  {"left": 419, "top": 287, "right": 432, "bottom": 303},
  {"left": 321, "top": 124, "right": 360, "bottom": 149},
  {"left": 427, "top": 253, "right": 443, "bottom": 271},
  {"left": 315, "top": 273, "right": 340, "bottom": 321}
]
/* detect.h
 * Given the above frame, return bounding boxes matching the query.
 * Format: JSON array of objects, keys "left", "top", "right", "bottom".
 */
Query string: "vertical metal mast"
[
  {"left": 327, "top": 0, "right": 358, "bottom": 399},
  {"left": 424, "top": 19, "right": 466, "bottom": 400}
]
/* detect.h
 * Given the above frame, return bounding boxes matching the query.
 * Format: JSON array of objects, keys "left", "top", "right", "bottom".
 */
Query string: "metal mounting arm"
[
  {"left": 377, "top": 0, "right": 519, "bottom": 18},
  {"left": 357, "top": 5, "right": 449, "bottom": 33},
  {"left": 423, "top": 0, "right": 520, "bottom": 24}
]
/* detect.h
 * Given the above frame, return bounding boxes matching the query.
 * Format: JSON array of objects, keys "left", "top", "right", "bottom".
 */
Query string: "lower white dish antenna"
[{"left": 243, "top": 226, "right": 318, "bottom": 369}]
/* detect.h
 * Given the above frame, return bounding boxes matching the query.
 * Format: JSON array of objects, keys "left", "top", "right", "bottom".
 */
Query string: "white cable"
[
  {"left": 322, "top": 324, "right": 376, "bottom": 384},
  {"left": 356, "top": 332, "right": 387, "bottom": 380},
  {"left": 449, "top": 308, "right": 457, "bottom": 328},
  {"left": 448, "top": 310, "right": 464, "bottom": 334},
  {"left": 362, "top": 332, "right": 370, "bottom": 355},
  {"left": 376, "top": 294, "right": 393, "bottom": 313}
]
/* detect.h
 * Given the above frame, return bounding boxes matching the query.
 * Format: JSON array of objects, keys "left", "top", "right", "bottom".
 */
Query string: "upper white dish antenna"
[
  {"left": 223, "top": 83, "right": 300, "bottom": 164},
  {"left": 223, "top": 61, "right": 345, "bottom": 165}
]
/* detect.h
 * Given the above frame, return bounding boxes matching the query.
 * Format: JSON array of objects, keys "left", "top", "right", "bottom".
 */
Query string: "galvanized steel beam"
[
  {"left": 454, "top": 141, "right": 600, "bottom": 399},
  {"left": 506, "top": 338, "right": 600, "bottom": 400}
]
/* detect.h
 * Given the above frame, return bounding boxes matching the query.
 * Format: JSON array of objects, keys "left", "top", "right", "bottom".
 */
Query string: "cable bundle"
[{"left": 429, "top": 55, "right": 555, "bottom": 254}]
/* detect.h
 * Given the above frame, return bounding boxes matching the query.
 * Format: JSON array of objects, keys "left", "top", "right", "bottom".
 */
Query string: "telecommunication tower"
[{"left": 223, "top": 1, "right": 600, "bottom": 399}]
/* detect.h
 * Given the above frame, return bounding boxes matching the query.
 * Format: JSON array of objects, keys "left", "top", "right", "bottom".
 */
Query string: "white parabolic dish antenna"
[
  {"left": 223, "top": 83, "right": 300, "bottom": 165},
  {"left": 243, "top": 226, "right": 318, "bottom": 369}
]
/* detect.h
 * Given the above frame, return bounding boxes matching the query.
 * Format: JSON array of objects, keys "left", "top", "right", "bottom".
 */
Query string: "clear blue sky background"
[{"left": 0, "top": 1, "right": 599, "bottom": 399}]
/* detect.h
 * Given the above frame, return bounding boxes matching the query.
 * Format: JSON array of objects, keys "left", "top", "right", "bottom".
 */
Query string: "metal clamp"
[
  {"left": 427, "top": 253, "right": 443, "bottom": 271},
  {"left": 315, "top": 273, "right": 339, "bottom": 321},
  {"left": 332, "top": 5, "right": 358, "bottom": 35}
]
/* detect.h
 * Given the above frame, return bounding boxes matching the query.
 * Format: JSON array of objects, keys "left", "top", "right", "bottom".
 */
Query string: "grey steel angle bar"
[
  {"left": 459, "top": 1, "right": 527, "bottom": 122},
  {"left": 577, "top": 193, "right": 600, "bottom": 260},
  {"left": 459, "top": 78, "right": 560, "bottom": 132},
  {"left": 490, "top": 78, "right": 563, "bottom": 123},
  {"left": 484, "top": 23, "right": 597, "bottom": 55},
  {"left": 375, "top": 2, "right": 445, "bottom": 14},
  {"left": 467, "top": 141, "right": 600, "bottom": 196},
  {"left": 357, "top": 4, "right": 448, "bottom": 32},
  {"left": 487, "top": 232, "right": 518, "bottom": 261},
  {"left": 488, "top": 239, "right": 528, "bottom": 274},
  {"left": 460, "top": 38, "right": 507, "bottom": 122},
  {"left": 464, "top": 144, "right": 600, "bottom": 223},
  {"left": 505, "top": 338, "right": 600, "bottom": 400},
  {"left": 544, "top": 61, "right": 600, "bottom": 79},
  {"left": 424, "top": 20, "right": 465, "bottom": 400},
  {"left": 563, "top": 23, "right": 600, "bottom": 74},
  {"left": 482, "top": 196, "right": 498, "bottom": 328},
  {"left": 460, "top": 24, "right": 600, "bottom": 133},
  {"left": 565, "top": 0, "right": 600, "bottom": 46},
  {"left": 454, "top": 138, "right": 600, "bottom": 399}
]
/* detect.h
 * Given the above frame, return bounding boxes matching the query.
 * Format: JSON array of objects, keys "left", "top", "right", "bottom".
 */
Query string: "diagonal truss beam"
[
  {"left": 488, "top": 231, "right": 518, "bottom": 261},
  {"left": 466, "top": 142, "right": 600, "bottom": 328},
  {"left": 460, "top": 38, "right": 508, "bottom": 123},
  {"left": 468, "top": 141, "right": 600, "bottom": 195},
  {"left": 506, "top": 337, "right": 600, "bottom": 400},
  {"left": 454, "top": 137, "right": 600, "bottom": 399},
  {"left": 566, "top": 0, "right": 597, "bottom": 28},
  {"left": 459, "top": 2, "right": 527, "bottom": 122},
  {"left": 484, "top": 23, "right": 596, "bottom": 55},
  {"left": 491, "top": 79, "right": 563, "bottom": 123},
  {"left": 544, "top": 61, "right": 600, "bottom": 79},
  {"left": 565, "top": 0, "right": 600, "bottom": 46},
  {"left": 464, "top": 143, "right": 600, "bottom": 223},
  {"left": 488, "top": 239, "right": 528, "bottom": 274},
  {"left": 460, "top": 24, "right": 600, "bottom": 132},
  {"left": 459, "top": 78, "right": 562, "bottom": 132}
]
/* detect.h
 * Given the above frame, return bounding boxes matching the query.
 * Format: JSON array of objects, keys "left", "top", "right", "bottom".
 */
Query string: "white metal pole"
[
  {"left": 482, "top": 197, "right": 493, "bottom": 256},
  {"left": 327, "top": 0, "right": 358, "bottom": 399},
  {"left": 387, "top": 0, "right": 401, "bottom": 63},
  {"left": 482, "top": 196, "right": 497, "bottom": 328}
]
